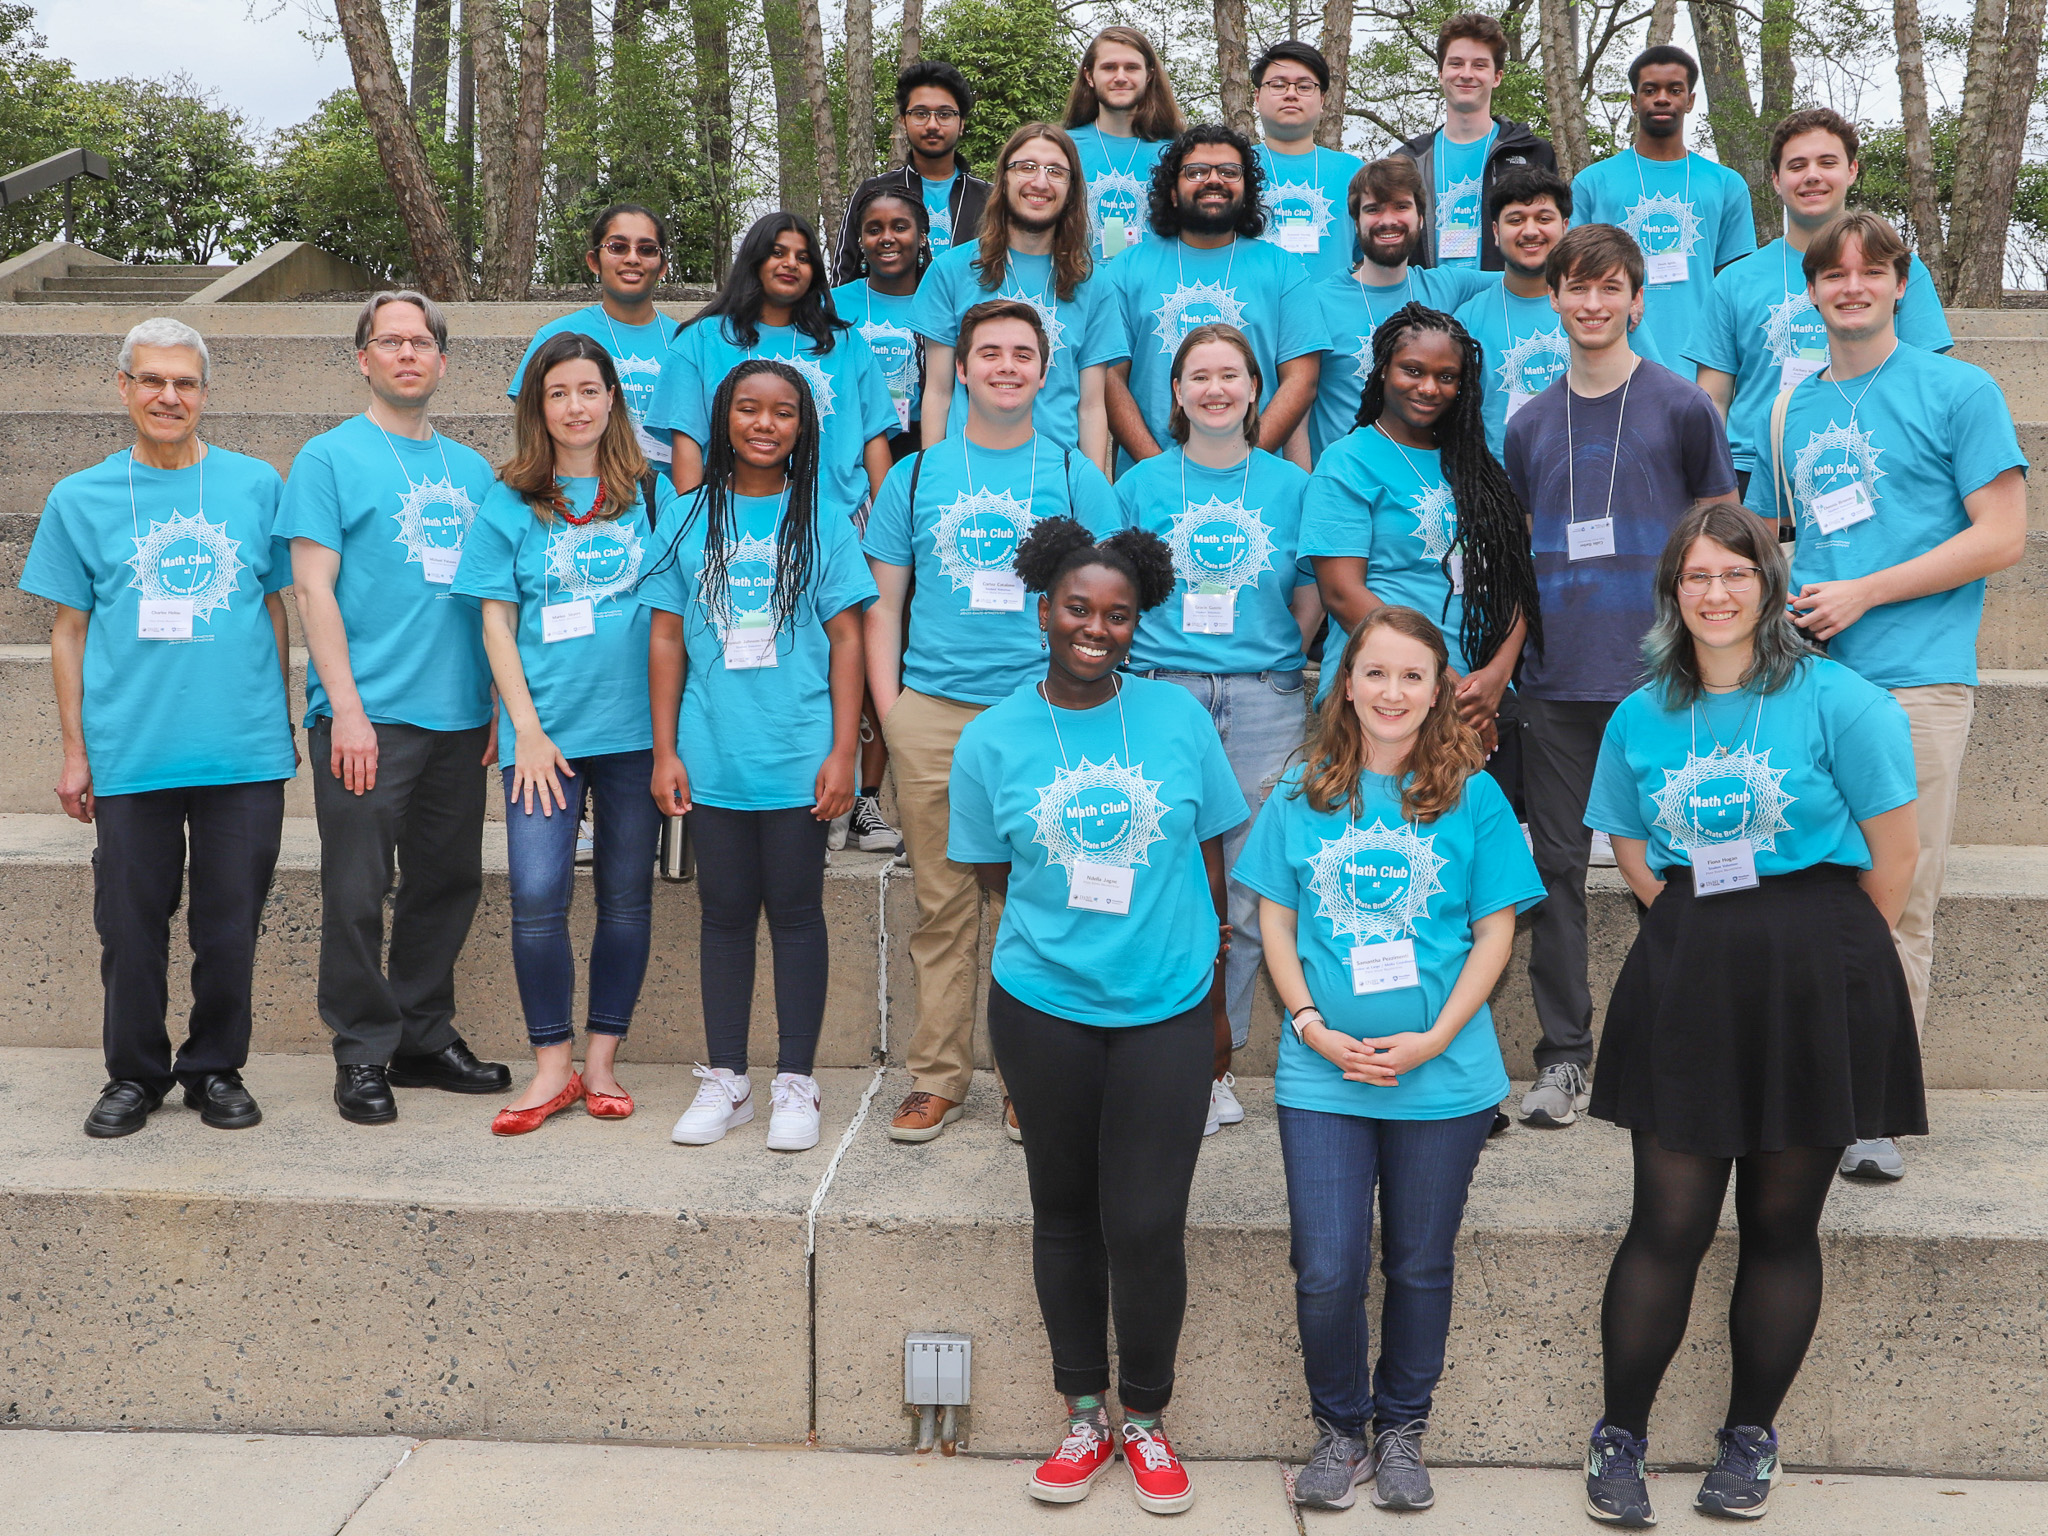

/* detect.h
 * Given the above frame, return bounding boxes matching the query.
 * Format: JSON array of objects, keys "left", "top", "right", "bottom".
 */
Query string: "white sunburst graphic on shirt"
[
  {"left": 1154, "top": 281, "right": 1247, "bottom": 355},
  {"left": 1436, "top": 173, "right": 1484, "bottom": 229},
  {"left": 1497, "top": 327, "right": 1570, "bottom": 395},
  {"left": 546, "top": 518, "right": 646, "bottom": 605},
  {"left": 1407, "top": 481, "right": 1458, "bottom": 563},
  {"left": 126, "top": 510, "right": 245, "bottom": 620},
  {"left": 389, "top": 477, "right": 479, "bottom": 573},
  {"left": 782, "top": 354, "right": 838, "bottom": 420},
  {"left": 1261, "top": 177, "right": 1335, "bottom": 244},
  {"left": 1650, "top": 748, "right": 1797, "bottom": 855},
  {"left": 1167, "top": 497, "right": 1275, "bottom": 593},
  {"left": 1004, "top": 285, "right": 1067, "bottom": 364},
  {"left": 1030, "top": 757, "right": 1170, "bottom": 873},
  {"left": 699, "top": 530, "right": 780, "bottom": 634},
  {"left": 1622, "top": 192, "right": 1704, "bottom": 257},
  {"left": 1791, "top": 420, "right": 1885, "bottom": 530},
  {"left": 858, "top": 319, "right": 920, "bottom": 391},
  {"left": 933, "top": 488, "right": 1039, "bottom": 593},
  {"left": 1089, "top": 169, "right": 1150, "bottom": 249},
  {"left": 1761, "top": 293, "right": 1822, "bottom": 366},
  {"left": 1306, "top": 820, "right": 1446, "bottom": 943}
]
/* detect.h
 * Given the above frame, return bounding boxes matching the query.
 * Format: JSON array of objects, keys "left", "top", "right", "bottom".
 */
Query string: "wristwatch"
[{"left": 1288, "top": 1005, "right": 1324, "bottom": 1042}]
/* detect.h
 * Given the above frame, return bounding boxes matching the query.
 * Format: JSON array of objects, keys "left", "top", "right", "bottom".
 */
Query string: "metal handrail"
[{"left": 0, "top": 149, "right": 112, "bottom": 243}]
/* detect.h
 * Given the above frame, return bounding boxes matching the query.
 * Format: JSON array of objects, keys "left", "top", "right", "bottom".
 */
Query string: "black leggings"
[
  {"left": 690, "top": 804, "right": 830, "bottom": 1076},
  {"left": 987, "top": 980, "right": 1214, "bottom": 1416},
  {"left": 1601, "top": 1134, "right": 1842, "bottom": 1436}
]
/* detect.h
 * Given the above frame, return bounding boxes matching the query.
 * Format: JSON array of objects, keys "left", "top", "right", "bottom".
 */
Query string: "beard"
[
  {"left": 1178, "top": 194, "right": 1242, "bottom": 236},
  {"left": 1008, "top": 203, "right": 1060, "bottom": 238},
  {"left": 1362, "top": 225, "right": 1423, "bottom": 268}
]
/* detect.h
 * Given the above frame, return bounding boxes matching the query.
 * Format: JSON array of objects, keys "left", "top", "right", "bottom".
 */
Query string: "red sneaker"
[
  {"left": 1027, "top": 1419, "right": 1115, "bottom": 1503},
  {"left": 1123, "top": 1421, "right": 1195, "bottom": 1514}
]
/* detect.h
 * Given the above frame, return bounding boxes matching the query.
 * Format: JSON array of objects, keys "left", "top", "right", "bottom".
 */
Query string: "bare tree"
[
  {"left": 847, "top": 0, "right": 877, "bottom": 184},
  {"left": 1537, "top": 0, "right": 1592, "bottom": 175},
  {"left": 505, "top": 0, "right": 549, "bottom": 299},
  {"left": 411, "top": 0, "right": 453, "bottom": 128},
  {"left": 334, "top": 0, "right": 469, "bottom": 298},
  {"left": 764, "top": 0, "right": 817, "bottom": 223},
  {"left": 456, "top": 0, "right": 476, "bottom": 260},
  {"left": 554, "top": 0, "right": 597, "bottom": 217},
  {"left": 1893, "top": 0, "right": 1948, "bottom": 282},
  {"left": 472, "top": 0, "right": 516, "bottom": 296},
  {"left": 1316, "top": 0, "right": 1354, "bottom": 150},
  {"left": 1646, "top": 0, "right": 1677, "bottom": 46},
  {"left": 1947, "top": 0, "right": 2048, "bottom": 304},
  {"left": 1690, "top": 0, "right": 1776, "bottom": 242},
  {"left": 1214, "top": 0, "right": 1254, "bottom": 138},
  {"left": 797, "top": 0, "right": 845, "bottom": 255},
  {"left": 692, "top": 0, "right": 736, "bottom": 282},
  {"left": 892, "top": 0, "right": 923, "bottom": 163}
]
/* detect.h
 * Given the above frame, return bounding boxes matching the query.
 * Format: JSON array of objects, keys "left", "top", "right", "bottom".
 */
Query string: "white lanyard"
[
  {"left": 1007, "top": 254, "right": 1061, "bottom": 362},
  {"left": 1353, "top": 269, "right": 1412, "bottom": 333},
  {"left": 962, "top": 432, "right": 1040, "bottom": 507},
  {"left": 1372, "top": 424, "right": 1462, "bottom": 594},
  {"left": 1562, "top": 358, "right": 1636, "bottom": 560},
  {"left": 1041, "top": 673, "right": 1133, "bottom": 770},
  {"left": 1100, "top": 127, "right": 1145, "bottom": 180},
  {"left": 1632, "top": 148, "right": 1692, "bottom": 209},
  {"left": 1822, "top": 338, "right": 1899, "bottom": 435},
  {"left": 128, "top": 446, "right": 209, "bottom": 640},
  {"left": 1690, "top": 687, "right": 1763, "bottom": 762},
  {"left": 127, "top": 444, "right": 203, "bottom": 542},
  {"left": 1178, "top": 446, "right": 1255, "bottom": 520},
  {"left": 1175, "top": 237, "right": 1239, "bottom": 301},
  {"left": 1686, "top": 689, "right": 1768, "bottom": 895},
  {"left": 1178, "top": 447, "right": 1256, "bottom": 632},
  {"left": 373, "top": 416, "right": 456, "bottom": 489},
  {"left": 1434, "top": 125, "right": 1497, "bottom": 201}
]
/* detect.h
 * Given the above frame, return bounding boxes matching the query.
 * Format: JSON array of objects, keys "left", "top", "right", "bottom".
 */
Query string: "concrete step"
[
  {"left": 1984, "top": 530, "right": 2048, "bottom": 670},
  {"left": 18, "top": 289, "right": 225, "bottom": 305},
  {"left": 4, "top": 1046, "right": 2041, "bottom": 1475},
  {"left": 64, "top": 263, "right": 223, "bottom": 280},
  {"left": 38, "top": 275, "right": 217, "bottom": 295}
]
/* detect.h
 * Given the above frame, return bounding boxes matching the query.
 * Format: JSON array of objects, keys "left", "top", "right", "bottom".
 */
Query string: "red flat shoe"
[
  {"left": 491, "top": 1073, "right": 585, "bottom": 1136},
  {"left": 585, "top": 1084, "right": 634, "bottom": 1119}
]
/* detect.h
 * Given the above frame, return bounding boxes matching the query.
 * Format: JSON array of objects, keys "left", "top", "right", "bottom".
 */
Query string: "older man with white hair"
[{"left": 20, "top": 317, "right": 296, "bottom": 1138}]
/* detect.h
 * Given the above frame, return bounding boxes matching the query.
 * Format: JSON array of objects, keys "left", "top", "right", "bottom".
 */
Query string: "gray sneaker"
[
  {"left": 1292, "top": 1418, "right": 1371, "bottom": 1511},
  {"left": 1839, "top": 1137, "right": 1905, "bottom": 1181},
  {"left": 1520, "top": 1061, "right": 1591, "bottom": 1128},
  {"left": 1370, "top": 1420, "right": 1433, "bottom": 1510}
]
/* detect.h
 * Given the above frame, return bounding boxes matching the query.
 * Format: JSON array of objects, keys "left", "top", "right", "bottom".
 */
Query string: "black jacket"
[
  {"left": 832, "top": 156, "right": 993, "bottom": 286},
  {"left": 1395, "top": 118, "right": 1557, "bottom": 271}
]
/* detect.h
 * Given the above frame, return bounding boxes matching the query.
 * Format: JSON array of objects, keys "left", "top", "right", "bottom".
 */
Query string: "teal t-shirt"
[
  {"left": 1115, "top": 447, "right": 1316, "bottom": 674},
  {"left": 948, "top": 676, "right": 1250, "bottom": 1025},
  {"left": 1068, "top": 123, "right": 1169, "bottom": 259},
  {"left": 275, "top": 414, "right": 495, "bottom": 731},
  {"left": 1570, "top": 149, "right": 1756, "bottom": 376},
  {"left": 922, "top": 171, "right": 961, "bottom": 254},
  {"left": 1455, "top": 283, "right": 1668, "bottom": 461},
  {"left": 1585, "top": 658, "right": 1917, "bottom": 877},
  {"left": 452, "top": 475, "right": 671, "bottom": 767},
  {"left": 1235, "top": 764, "right": 1542, "bottom": 1119},
  {"left": 640, "top": 488, "right": 878, "bottom": 811},
  {"left": 1300, "top": 426, "right": 1468, "bottom": 702},
  {"left": 1310, "top": 265, "right": 1498, "bottom": 459},
  {"left": 1683, "top": 240, "right": 1954, "bottom": 481},
  {"left": 1431, "top": 127, "right": 1495, "bottom": 270},
  {"left": 1755, "top": 343, "right": 2029, "bottom": 689},
  {"left": 646, "top": 316, "right": 897, "bottom": 521},
  {"left": 1255, "top": 143, "right": 1366, "bottom": 284},
  {"left": 831, "top": 279, "right": 923, "bottom": 438},
  {"left": 507, "top": 303, "right": 682, "bottom": 465},
  {"left": 19, "top": 446, "right": 296, "bottom": 797},
  {"left": 1106, "top": 234, "right": 1330, "bottom": 460},
  {"left": 909, "top": 243, "right": 1124, "bottom": 448},
  {"left": 862, "top": 434, "right": 1122, "bottom": 706}
]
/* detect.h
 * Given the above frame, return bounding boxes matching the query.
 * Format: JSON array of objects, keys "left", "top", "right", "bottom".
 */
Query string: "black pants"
[
  {"left": 92, "top": 779, "right": 285, "bottom": 1093},
  {"left": 1520, "top": 695, "right": 1618, "bottom": 1073},
  {"left": 987, "top": 980, "right": 1214, "bottom": 1414},
  {"left": 309, "top": 718, "right": 488, "bottom": 1065},
  {"left": 691, "top": 803, "right": 831, "bottom": 1075}
]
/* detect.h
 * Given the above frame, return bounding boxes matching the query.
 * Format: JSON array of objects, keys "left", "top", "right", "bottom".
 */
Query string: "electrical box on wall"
[{"left": 904, "top": 1333, "right": 972, "bottom": 1406}]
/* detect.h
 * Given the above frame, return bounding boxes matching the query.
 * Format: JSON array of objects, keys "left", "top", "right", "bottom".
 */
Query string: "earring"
[{"left": 1040, "top": 626, "right": 1049, "bottom": 650}]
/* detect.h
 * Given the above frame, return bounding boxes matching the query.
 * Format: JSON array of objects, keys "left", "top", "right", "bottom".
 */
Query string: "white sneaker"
[
  {"left": 1210, "top": 1072, "right": 1243, "bottom": 1128},
  {"left": 766, "top": 1072, "right": 822, "bottom": 1152},
  {"left": 1588, "top": 830, "right": 1617, "bottom": 867},
  {"left": 827, "top": 812, "right": 851, "bottom": 852},
  {"left": 672, "top": 1065, "right": 752, "bottom": 1145},
  {"left": 1204, "top": 1087, "right": 1221, "bottom": 1138}
]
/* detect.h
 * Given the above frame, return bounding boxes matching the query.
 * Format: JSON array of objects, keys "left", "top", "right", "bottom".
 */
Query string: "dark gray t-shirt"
[{"left": 1505, "top": 358, "right": 1736, "bottom": 701}]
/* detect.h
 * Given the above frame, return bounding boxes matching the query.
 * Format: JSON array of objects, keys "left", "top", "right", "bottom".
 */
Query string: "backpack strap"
[
  {"left": 907, "top": 448, "right": 926, "bottom": 518},
  {"left": 1769, "top": 383, "right": 1796, "bottom": 542},
  {"left": 640, "top": 468, "right": 661, "bottom": 527}
]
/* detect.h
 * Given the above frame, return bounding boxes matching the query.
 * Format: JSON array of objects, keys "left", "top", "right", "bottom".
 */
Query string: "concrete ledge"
[
  {"left": 0, "top": 241, "right": 119, "bottom": 301},
  {"left": 1983, "top": 532, "right": 2048, "bottom": 670},
  {"left": 186, "top": 242, "right": 378, "bottom": 305}
]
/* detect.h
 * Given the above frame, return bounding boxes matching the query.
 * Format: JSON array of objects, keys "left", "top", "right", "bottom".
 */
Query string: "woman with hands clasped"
[
  {"left": 1233, "top": 604, "right": 1544, "bottom": 1516},
  {"left": 456, "top": 333, "right": 673, "bottom": 1135}
]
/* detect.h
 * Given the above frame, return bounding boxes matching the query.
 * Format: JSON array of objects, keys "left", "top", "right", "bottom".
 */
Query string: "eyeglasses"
[
  {"left": 120, "top": 369, "right": 204, "bottom": 397},
  {"left": 1005, "top": 158, "right": 1072, "bottom": 183},
  {"left": 1180, "top": 162, "right": 1245, "bottom": 183},
  {"left": 598, "top": 238, "right": 664, "bottom": 258},
  {"left": 364, "top": 335, "right": 442, "bottom": 355},
  {"left": 903, "top": 106, "right": 960, "bottom": 124},
  {"left": 1258, "top": 76, "right": 1321, "bottom": 97},
  {"left": 1678, "top": 567, "right": 1762, "bottom": 593}
]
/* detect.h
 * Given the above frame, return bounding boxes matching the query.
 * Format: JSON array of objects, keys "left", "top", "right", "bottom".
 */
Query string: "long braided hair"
[
  {"left": 1352, "top": 301, "right": 1543, "bottom": 669},
  {"left": 691, "top": 359, "right": 822, "bottom": 635}
]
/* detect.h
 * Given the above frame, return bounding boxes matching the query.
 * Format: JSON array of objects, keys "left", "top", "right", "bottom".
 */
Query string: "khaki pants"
[
  {"left": 882, "top": 688, "right": 1003, "bottom": 1103},
  {"left": 1890, "top": 683, "right": 1974, "bottom": 1034}
]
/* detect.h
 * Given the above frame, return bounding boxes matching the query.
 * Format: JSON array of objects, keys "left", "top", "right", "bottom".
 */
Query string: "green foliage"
[
  {"left": 256, "top": 90, "right": 457, "bottom": 280},
  {"left": 58, "top": 75, "right": 260, "bottom": 263},
  {"left": 923, "top": 0, "right": 1075, "bottom": 174},
  {"left": 0, "top": 2, "right": 82, "bottom": 252}
]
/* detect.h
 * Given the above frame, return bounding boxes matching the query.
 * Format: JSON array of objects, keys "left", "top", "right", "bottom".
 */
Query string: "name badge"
[
  {"left": 1505, "top": 388, "right": 1535, "bottom": 420},
  {"left": 420, "top": 545, "right": 462, "bottom": 585},
  {"left": 633, "top": 421, "right": 673, "bottom": 465},
  {"left": 1439, "top": 227, "right": 1480, "bottom": 259},
  {"left": 1644, "top": 250, "right": 1689, "bottom": 285},
  {"left": 969, "top": 568, "right": 1026, "bottom": 612},
  {"left": 1068, "top": 858, "right": 1134, "bottom": 915},
  {"left": 1810, "top": 479, "right": 1876, "bottom": 535},
  {"left": 723, "top": 614, "right": 779, "bottom": 669},
  {"left": 1692, "top": 838, "right": 1760, "bottom": 896},
  {"left": 542, "top": 598, "right": 594, "bottom": 642},
  {"left": 1350, "top": 938, "right": 1420, "bottom": 994},
  {"left": 1447, "top": 551, "right": 1465, "bottom": 596},
  {"left": 137, "top": 598, "right": 195, "bottom": 640},
  {"left": 1277, "top": 216, "right": 1318, "bottom": 254},
  {"left": 1568, "top": 517, "right": 1617, "bottom": 561},
  {"left": 1779, "top": 353, "right": 1827, "bottom": 389},
  {"left": 1102, "top": 216, "right": 1128, "bottom": 257},
  {"left": 1182, "top": 586, "right": 1235, "bottom": 635}
]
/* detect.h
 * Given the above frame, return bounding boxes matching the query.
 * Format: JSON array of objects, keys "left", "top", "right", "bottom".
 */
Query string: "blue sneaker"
[
  {"left": 1584, "top": 1421, "right": 1655, "bottom": 1527},
  {"left": 1695, "top": 1424, "right": 1777, "bottom": 1519}
]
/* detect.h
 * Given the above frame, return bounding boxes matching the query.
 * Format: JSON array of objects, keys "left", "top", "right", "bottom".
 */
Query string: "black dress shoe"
[
  {"left": 183, "top": 1071, "right": 262, "bottom": 1130},
  {"left": 387, "top": 1037, "right": 512, "bottom": 1094},
  {"left": 85, "top": 1080, "right": 164, "bottom": 1139},
  {"left": 335, "top": 1063, "right": 397, "bottom": 1124}
]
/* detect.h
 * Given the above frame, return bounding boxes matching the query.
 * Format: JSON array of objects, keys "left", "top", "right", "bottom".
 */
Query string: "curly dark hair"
[
  {"left": 1147, "top": 125, "right": 1266, "bottom": 241},
  {"left": 1013, "top": 517, "right": 1176, "bottom": 612}
]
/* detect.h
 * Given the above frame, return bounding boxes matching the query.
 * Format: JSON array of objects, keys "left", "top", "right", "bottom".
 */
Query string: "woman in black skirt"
[{"left": 1576, "top": 501, "right": 1924, "bottom": 1528}]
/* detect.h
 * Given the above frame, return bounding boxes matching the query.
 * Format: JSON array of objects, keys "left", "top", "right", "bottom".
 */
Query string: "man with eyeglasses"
[
  {"left": 1250, "top": 41, "right": 1363, "bottom": 285},
  {"left": 911, "top": 122, "right": 1119, "bottom": 466},
  {"left": 1105, "top": 125, "right": 1329, "bottom": 470},
  {"left": 279, "top": 291, "right": 513, "bottom": 1127},
  {"left": 833, "top": 60, "right": 991, "bottom": 283},
  {"left": 21, "top": 317, "right": 295, "bottom": 1139}
]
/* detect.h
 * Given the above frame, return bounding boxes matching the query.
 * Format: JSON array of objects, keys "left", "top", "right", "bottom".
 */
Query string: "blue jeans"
[
  {"left": 1141, "top": 669, "right": 1307, "bottom": 1050},
  {"left": 1277, "top": 1104, "right": 1494, "bottom": 1434},
  {"left": 502, "top": 749, "right": 660, "bottom": 1047}
]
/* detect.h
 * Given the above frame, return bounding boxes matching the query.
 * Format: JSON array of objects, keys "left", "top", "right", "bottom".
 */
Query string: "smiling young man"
[
  {"left": 1502, "top": 225, "right": 1735, "bottom": 1132},
  {"left": 833, "top": 61, "right": 991, "bottom": 282},
  {"left": 1687, "top": 108, "right": 1954, "bottom": 507},
  {"left": 1569, "top": 45, "right": 1755, "bottom": 375},
  {"left": 1064, "top": 26, "right": 1185, "bottom": 260},
  {"left": 862, "top": 301, "right": 1122, "bottom": 1144},
  {"left": 1251, "top": 41, "right": 1365, "bottom": 285},
  {"left": 1395, "top": 12, "right": 1556, "bottom": 271},
  {"left": 1754, "top": 212, "right": 2028, "bottom": 1182}
]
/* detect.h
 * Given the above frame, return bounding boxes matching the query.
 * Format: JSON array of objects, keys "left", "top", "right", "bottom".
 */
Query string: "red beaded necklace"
[{"left": 554, "top": 477, "right": 607, "bottom": 526}]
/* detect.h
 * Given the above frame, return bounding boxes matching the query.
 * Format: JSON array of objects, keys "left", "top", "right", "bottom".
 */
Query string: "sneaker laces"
[
  {"left": 1538, "top": 1061, "right": 1588, "bottom": 1096},
  {"left": 1712, "top": 1425, "right": 1774, "bottom": 1479},
  {"left": 1049, "top": 1421, "right": 1103, "bottom": 1464},
  {"left": 1123, "top": 1423, "right": 1177, "bottom": 1471},
  {"left": 771, "top": 1073, "right": 817, "bottom": 1111},
  {"left": 1590, "top": 1422, "right": 1649, "bottom": 1478},
  {"left": 852, "top": 796, "right": 892, "bottom": 835},
  {"left": 688, "top": 1064, "right": 739, "bottom": 1109},
  {"left": 1373, "top": 1419, "right": 1427, "bottom": 1474},
  {"left": 1305, "top": 1419, "right": 1363, "bottom": 1475}
]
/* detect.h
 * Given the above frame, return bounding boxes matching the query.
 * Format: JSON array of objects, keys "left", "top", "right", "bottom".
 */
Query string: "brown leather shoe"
[{"left": 888, "top": 1089, "right": 964, "bottom": 1143}]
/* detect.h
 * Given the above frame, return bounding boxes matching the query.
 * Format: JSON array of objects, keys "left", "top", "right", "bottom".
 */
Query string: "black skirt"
[{"left": 1589, "top": 862, "right": 1927, "bottom": 1159}]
